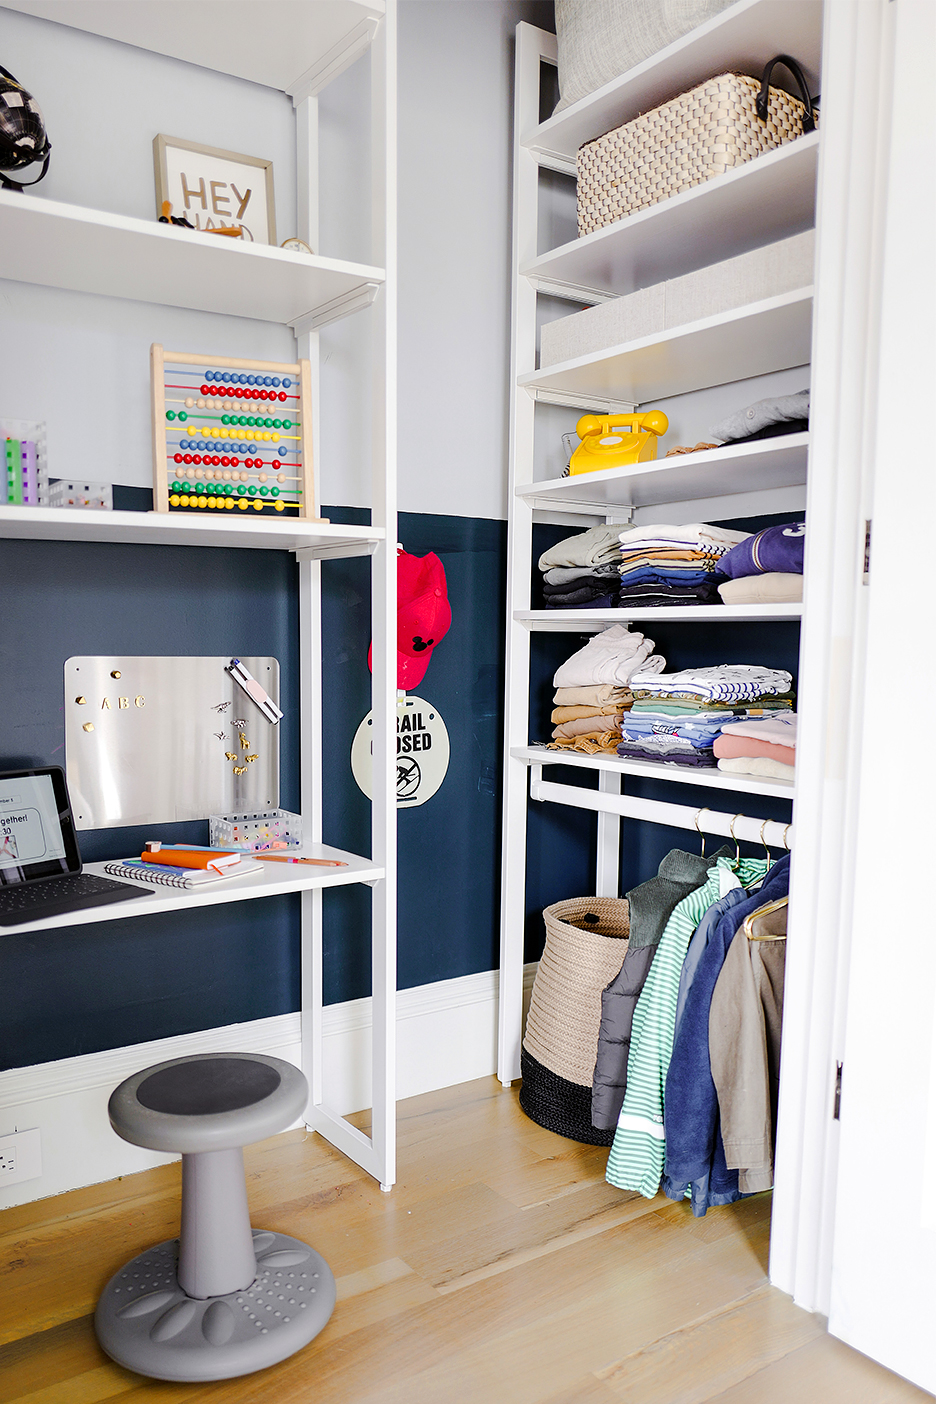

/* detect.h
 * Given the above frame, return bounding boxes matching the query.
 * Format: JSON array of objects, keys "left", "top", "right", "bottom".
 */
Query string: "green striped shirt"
[{"left": 606, "top": 856, "right": 769, "bottom": 1198}]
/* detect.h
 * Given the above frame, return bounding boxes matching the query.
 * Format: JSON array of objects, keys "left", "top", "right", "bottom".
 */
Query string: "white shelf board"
[
  {"left": 526, "top": 0, "right": 821, "bottom": 162},
  {"left": 522, "top": 290, "right": 813, "bottom": 407},
  {"left": 517, "top": 603, "right": 802, "bottom": 629},
  {"left": 523, "top": 136, "right": 818, "bottom": 299},
  {"left": 0, "top": 845, "right": 383, "bottom": 937},
  {"left": 3, "top": 1, "right": 384, "bottom": 95},
  {"left": 0, "top": 505, "right": 384, "bottom": 554},
  {"left": 0, "top": 191, "right": 385, "bottom": 324},
  {"left": 520, "top": 434, "right": 809, "bottom": 511},
  {"left": 514, "top": 746, "right": 795, "bottom": 799}
]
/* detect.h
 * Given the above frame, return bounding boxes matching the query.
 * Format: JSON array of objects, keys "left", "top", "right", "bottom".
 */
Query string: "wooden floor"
[{"left": 0, "top": 1077, "right": 929, "bottom": 1404}]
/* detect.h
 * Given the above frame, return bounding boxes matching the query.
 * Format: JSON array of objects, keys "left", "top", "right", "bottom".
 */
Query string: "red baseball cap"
[{"left": 368, "top": 550, "right": 452, "bottom": 690}]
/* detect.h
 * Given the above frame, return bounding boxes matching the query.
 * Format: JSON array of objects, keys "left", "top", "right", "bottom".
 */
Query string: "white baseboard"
[{"left": 0, "top": 964, "right": 537, "bottom": 1210}]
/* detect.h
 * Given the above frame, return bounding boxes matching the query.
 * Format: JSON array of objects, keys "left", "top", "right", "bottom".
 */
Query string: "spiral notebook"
[{"left": 103, "top": 858, "right": 263, "bottom": 889}]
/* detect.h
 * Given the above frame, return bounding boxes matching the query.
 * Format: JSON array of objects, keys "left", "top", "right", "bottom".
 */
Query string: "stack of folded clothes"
[
  {"left": 616, "top": 522, "right": 751, "bottom": 607},
  {"left": 713, "top": 713, "right": 797, "bottom": 782},
  {"left": 716, "top": 521, "right": 805, "bottom": 605},
  {"left": 538, "top": 522, "right": 633, "bottom": 610},
  {"left": 547, "top": 625, "right": 665, "bottom": 754},
  {"left": 618, "top": 665, "right": 795, "bottom": 767}
]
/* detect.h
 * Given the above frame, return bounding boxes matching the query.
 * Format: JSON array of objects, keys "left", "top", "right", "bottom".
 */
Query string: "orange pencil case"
[{"left": 139, "top": 849, "right": 238, "bottom": 871}]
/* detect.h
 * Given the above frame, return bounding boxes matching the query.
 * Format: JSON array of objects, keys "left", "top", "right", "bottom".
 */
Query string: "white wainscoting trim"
[{"left": 0, "top": 963, "right": 537, "bottom": 1210}]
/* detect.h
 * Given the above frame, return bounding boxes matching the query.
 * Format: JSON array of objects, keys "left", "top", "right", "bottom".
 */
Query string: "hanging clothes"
[
  {"left": 590, "top": 846, "right": 731, "bottom": 1132},
  {"left": 661, "top": 854, "right": 791, "bottom": 1214},
  {"left": 605, "top": 855, "right": 770, "bottom": 1198},
  {"left": 709, "top": 902, "right": 787, "bottom": 1191}
]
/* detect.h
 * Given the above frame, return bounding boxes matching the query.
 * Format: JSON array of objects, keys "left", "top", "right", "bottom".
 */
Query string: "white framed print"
[{"left": 153, "top": 135, "right": 276, "bottom": 244}]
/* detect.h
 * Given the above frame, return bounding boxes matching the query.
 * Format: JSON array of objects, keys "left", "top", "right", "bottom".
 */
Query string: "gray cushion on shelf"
[{"left": 554, "top": 0, "right": 736, "bottom": 113}]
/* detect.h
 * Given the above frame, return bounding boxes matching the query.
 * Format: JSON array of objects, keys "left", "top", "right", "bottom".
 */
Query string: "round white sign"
[{"left": 350, "top": 695, "right": 450, "bottom": 808}]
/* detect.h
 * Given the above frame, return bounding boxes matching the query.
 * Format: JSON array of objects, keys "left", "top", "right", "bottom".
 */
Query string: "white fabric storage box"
[
  {"left": 539, "top": 231, "right": 814, "bottom": 367},
  {"left": 540, "top": 283, "right": 665, "bottom": 367}
]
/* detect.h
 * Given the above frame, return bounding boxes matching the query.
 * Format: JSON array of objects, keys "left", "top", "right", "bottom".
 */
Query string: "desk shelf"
[{"left": 0, "top": 845, "right": 383, "bottom": 937}]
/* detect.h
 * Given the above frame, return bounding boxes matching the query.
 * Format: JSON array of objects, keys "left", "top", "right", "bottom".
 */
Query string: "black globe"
[{"left": 0, "top": 65, "right": 50, "bottom": 181}]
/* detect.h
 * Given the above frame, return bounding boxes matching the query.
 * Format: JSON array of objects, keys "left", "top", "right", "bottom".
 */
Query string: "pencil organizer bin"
[
  {"left": 208, "top": 808, "right": 302, "bottom": 851},
  {"left": 520, "top": 896, "right": 630, "bottom": 1145}
]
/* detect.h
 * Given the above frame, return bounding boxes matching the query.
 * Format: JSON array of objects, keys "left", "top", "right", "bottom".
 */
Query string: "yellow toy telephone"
[{"left": 569, "top": 411, "right": 668, "bottom": 475}]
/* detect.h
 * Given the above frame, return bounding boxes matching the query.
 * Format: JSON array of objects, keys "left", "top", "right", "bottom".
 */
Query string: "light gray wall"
[{"left": 1, "top": 2, "right": 551, "bottom": 516}]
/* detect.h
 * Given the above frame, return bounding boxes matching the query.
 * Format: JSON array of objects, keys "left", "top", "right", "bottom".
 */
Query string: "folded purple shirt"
[{"left": 718, "top": 522, "right": 805, "bottom": 579}]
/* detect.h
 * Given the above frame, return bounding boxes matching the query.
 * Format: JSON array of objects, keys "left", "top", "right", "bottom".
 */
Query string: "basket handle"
[{"left": 756, "top": 54, "right": 816, "bottom": 133}]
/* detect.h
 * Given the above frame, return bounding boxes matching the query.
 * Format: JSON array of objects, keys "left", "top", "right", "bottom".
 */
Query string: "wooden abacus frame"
[{"left": 150, "top": 344, "right": 321, "bottom": 521}]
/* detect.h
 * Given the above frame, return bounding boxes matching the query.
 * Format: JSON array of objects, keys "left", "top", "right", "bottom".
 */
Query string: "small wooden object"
[{"left": 151, "top": 345, "right": 324, "bottom": 522}]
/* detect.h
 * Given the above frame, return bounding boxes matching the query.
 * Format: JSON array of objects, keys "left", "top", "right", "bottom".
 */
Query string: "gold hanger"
[
  {"left": 759, "top": 819, "right": 773, "bottom": 870},
  {"left": 783, "top": 823, "right": 792, "bottom": 851},
  {"left": 694, "top": 808, "right": 709, "bottom": 858},
  {"left": 744, "top": 895, "right": 789, "bottom": 941},
  {"left": 729, "top": 814, "right": 742, "bottom": 867}
]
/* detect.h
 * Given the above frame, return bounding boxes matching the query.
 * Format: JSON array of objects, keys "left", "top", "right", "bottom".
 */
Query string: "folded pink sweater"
[{"left": 713, "top": 733, "right": 796, "bottom": 767}]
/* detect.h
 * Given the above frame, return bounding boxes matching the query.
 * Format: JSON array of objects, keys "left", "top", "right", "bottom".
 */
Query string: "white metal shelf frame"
[
  {"left": 2, "top": 1, "right": 398, "bottom": 1191},
  {"left": 498, "top": 21, "right": 804, "bottom": 1085}
]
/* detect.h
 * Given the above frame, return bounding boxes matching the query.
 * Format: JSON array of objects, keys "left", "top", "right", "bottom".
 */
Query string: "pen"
[{"left": 254, "top": 855, "right": 348, "bottom": 867}]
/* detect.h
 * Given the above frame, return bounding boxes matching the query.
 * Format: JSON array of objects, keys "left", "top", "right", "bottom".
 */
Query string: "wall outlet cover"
[{"left": 0, "top": 1127, "right": 42, "bottom": 1186}]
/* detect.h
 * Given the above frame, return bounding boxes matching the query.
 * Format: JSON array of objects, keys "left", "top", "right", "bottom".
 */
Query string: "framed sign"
[{"left": 153, "top": 135, "right": 276, "bottom": 244}]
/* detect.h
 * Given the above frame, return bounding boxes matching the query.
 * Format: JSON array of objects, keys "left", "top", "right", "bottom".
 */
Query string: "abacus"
[{"left": 150, "top": 345, "right": 321, "bottom": 520}]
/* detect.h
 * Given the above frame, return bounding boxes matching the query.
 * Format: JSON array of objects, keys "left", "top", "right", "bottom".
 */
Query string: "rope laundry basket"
[
  {"left": 520, "top": 895, "right": 630, "bottom": 1144},
  {"left": 577, "top": 57, "right": 816, "bottom": 236}
]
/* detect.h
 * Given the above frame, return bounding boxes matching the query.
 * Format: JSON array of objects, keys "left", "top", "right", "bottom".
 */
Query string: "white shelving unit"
[
  {"left": 1, "top": 1, "right": 398, "bottom": 1190},
  {"left": 499, "top": 5, "right": 816, "bottom": 1085}
]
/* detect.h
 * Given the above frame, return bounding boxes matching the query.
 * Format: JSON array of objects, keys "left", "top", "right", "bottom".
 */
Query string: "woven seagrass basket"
[
  {"left": 577, "top": 71, "right": 813, "bottom": 237},
  {"left": 520, "top": 895, "right": 629, "bottom": 1145}
]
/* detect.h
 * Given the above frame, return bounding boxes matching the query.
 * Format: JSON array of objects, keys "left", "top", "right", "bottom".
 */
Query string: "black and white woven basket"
[{"left": 520, "top": 896, "right": 630, "bottom": 1145}]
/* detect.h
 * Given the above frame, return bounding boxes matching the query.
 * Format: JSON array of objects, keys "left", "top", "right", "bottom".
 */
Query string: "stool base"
[{"left": 94, "top": 1229, "right": 335, "bottom": 1382}]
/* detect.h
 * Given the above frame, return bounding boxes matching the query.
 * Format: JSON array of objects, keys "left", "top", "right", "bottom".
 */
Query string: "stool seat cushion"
[{"left": 109, "top": 1053, "right": 308, "bottom": 1153}]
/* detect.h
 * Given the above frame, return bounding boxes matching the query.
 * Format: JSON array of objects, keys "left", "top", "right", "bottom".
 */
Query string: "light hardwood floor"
[{"left": 0, "top": 1077, "right": 929, "bottom": 1403}]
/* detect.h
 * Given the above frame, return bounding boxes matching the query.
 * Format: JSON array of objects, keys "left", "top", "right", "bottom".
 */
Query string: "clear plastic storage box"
[{"left": 209, "top": 809, "right": 303, "bottom": 851}]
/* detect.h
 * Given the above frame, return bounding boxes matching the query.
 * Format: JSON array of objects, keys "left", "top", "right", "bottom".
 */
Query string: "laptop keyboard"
[{"left": 0, "top": 873, "right": 150, "bottom": 926}]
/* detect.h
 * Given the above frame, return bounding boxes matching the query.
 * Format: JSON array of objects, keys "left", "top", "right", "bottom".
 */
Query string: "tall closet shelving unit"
[
  {"left": 0, "top": 1, "right": 399, "bottom": 1190},
  {"left": 499, "top": 1, "right": 823, "bottom": 1084}
]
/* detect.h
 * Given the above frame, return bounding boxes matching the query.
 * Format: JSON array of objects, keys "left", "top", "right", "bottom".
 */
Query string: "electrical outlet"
[{"left": 0, "top": 1128, "right": 42, "bottom": 1186}]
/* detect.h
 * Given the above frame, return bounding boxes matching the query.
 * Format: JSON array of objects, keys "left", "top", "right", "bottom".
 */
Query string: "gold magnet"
[
  {"left": 118, "top": 697, "right": 129, "bottom": 709},
  {"left": 233, "top": 764, "right": 247, "bottom": 776},
  {"left": 246, "top": 754, "right": 258, "bottom": 763},
  {"left": 101, "top": 697, "right": 111, "bottom": 710},
  {"left": 134, "top": 696, "right": 145, "bottom": 708},
  {"left": 239, "top": 734, "right": 250, "bottom": 750},
  {"left": 225, "top": 752, "right": 237, "bottom": 761},
  {"left": 82, "top": 722, "right": 95, "bottom": 732},
  {"left": 75, "top": 696, "right": 86, "bottom": 705},
  {"left": 111, "top": 670, "right": 121, "bottom": 679}
]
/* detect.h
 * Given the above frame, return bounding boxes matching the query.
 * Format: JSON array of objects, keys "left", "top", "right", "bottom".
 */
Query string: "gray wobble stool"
[{"left": 95, "top": 1052, "right": 336, "bottom": 1382}]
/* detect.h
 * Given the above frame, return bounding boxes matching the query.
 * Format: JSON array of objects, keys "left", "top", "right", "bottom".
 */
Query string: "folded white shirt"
[
  {"left": 553, "top": 626, "right": 667, "bottom": 688},
  {"left": 717, "top": 756, "right": 795, "bottom": 782},
  {"left": 616, "top": 522, "right": 750, "bottom": 551}
]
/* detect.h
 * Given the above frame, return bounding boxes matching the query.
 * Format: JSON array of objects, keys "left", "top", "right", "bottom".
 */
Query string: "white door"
[{"left": 826, "top": 0, "right": 936, "bottom": 1391}]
